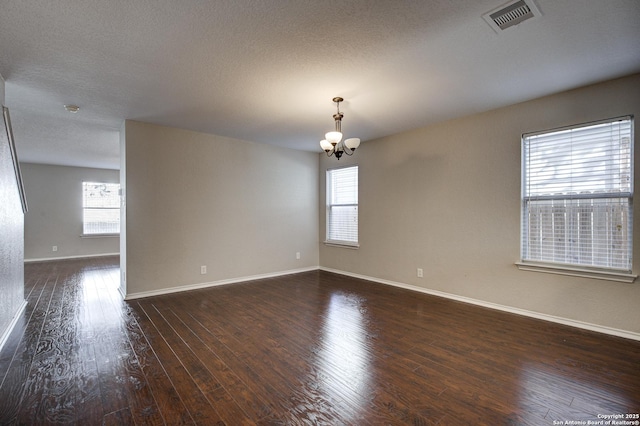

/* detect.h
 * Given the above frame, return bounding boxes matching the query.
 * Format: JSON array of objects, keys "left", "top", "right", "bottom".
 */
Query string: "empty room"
[{"left": 1, "top": 1, "right": 639, "bottom": 424}]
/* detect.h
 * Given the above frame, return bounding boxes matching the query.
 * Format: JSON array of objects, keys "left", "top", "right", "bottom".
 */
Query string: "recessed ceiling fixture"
[
  {"left": 320, "top": 97, "right": 360, "bottom": 160},
  {"left": 483, "top": 0, "right": 541, "bottom": 33},
  {"left": 64, "top": 104, "right": 80, "bottom": 113}
]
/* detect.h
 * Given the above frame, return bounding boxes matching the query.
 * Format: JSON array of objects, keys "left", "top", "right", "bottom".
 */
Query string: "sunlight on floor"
[{"left": 317, "top": 291, "right": 374, "bottom": 420}]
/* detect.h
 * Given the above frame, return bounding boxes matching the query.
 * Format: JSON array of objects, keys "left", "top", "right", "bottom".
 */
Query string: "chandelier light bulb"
[
  {"left": 320, "top": 139, "right": 333, "bottom": 152},
  {"left": 344, "top": 138, "right": 360, "bottom": 150},
  {"left": 325, "top": 131, "right": 343, "bottom": 145}
]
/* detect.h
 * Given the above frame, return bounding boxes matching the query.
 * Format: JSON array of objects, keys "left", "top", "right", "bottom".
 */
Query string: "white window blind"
[
  {"left": 521, "top": 117, "right": 633, "bottom": 271},
  {"left": 326, "top": 166, "right": 358, "bottom": 245},
  {"left": 83, "top": 182, "right": 121, "bottom": 235}
]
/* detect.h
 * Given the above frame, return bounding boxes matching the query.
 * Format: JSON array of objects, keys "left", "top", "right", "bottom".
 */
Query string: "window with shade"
[
  {"left": 520, "top": 117, "right": 633, "bottom": 275},
  {"left": 326, "top": 166, "right": 359, "bottom": 247},
  {"left": 82, "top": 182, "right": 121, "bottom": 235}
]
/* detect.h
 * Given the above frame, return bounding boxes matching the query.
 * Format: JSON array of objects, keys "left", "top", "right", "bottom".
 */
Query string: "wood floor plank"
[
  {"left": 1, "top": 258, "right": 639, "bottom": 424},
  {"left": 83, "top": 268, "right": 130, "bottom": 418},
  {"left": 175, "top": 312, "right": 297, "bottom": 425},
  {"left": 0, "top": 271, "right": 54, "bottom": 423},
  {"left": 135, "top": 300, "right": 233, "bottom": 424},
  {"left": 102, "top": 407, "right": 134, "bottom": 426},
  {"left": 180, "top": 292, "right": 369, "bottom": 424},
  {"left": 121, "top": 302, "right": 196, "bottom": 425},
  {"left": 93, "top": 262, "right": 166, "bottom": 426},
  {"left": 152, "top": 299, "right": 275, "bottom": 422},
  {"left": 81, "top": 266, "right": 159, "bottom": 425},
  {"left": 17, "top": 272, "right": 65, "bottom": 424}
]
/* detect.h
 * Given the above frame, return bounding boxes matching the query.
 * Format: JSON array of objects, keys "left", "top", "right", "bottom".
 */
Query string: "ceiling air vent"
[{"left": 483, "top": 0, "right": 541, "bottom": 33}]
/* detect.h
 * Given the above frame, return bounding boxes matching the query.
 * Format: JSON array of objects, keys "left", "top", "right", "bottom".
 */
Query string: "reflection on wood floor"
[{"left": 0, "top": 257, "right": 638, "bottom": 424}]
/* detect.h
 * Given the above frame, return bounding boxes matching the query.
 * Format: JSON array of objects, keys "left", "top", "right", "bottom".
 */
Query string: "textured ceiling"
[{"left": 1, "top": 0, "right": 639, "bottom": 170}]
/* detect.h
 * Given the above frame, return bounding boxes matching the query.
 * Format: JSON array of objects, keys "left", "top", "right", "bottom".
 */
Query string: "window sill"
[
  {"left": 515, "top": 261, "right": 637, "bottom": 283},
  {"left": 324, "top": 240, "right": 360, "bottom": 249},
  {"left": 81, "top": 234, "right": 120, "bottom": 238}
]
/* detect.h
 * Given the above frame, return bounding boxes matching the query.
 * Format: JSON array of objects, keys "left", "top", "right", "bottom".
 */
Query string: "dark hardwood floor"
[{"left": 0, "top": 257, "right": 638, "bottom": 425}]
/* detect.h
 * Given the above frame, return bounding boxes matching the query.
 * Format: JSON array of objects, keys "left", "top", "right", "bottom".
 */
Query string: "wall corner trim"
[
  {"left": 0, "top": 299, "right": 28, "bottom": 353},
  {"left": 320, "top": 267, "right": 640, "bottom": 342}
]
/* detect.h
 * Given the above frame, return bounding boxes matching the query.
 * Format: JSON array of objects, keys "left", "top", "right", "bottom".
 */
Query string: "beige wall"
[
  {"left": 123, "top": 120, "right": 319, "bottom": 296},
  {"left": 320, "top": 73, "right": 640, "bottom": 335},
  {"left": 21, "top": 163, "right": 120, "bottom": 260}
]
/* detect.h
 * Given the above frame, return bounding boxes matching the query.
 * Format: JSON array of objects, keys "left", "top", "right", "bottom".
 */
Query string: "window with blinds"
[
  {"left": 326, "top": 166, "right": 358, "bottom": 246},
  {"left": 83, "top": 182, "right": 121, "bottom": 235},
  {"left": 521, "top": 117, "right": 633, "bottom": 271}
]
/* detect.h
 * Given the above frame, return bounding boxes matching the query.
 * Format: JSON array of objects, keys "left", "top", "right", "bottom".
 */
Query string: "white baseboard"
[
  {"left": 117, "top": 284, "right": 127, "bottom": 300},
  {"left": 125, "top": 266, "right": 319, "bottom": 300},
  {"left": 0, "top": 299, "right": 28, "bottom": 353},
  {"left": 25, "top": 253, "right": 119, "bottom": 262},
  {"left": 320, "top": 267, "right": 640, "bottom": 342}
]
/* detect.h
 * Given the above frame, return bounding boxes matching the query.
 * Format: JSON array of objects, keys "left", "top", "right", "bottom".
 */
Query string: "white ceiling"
[{"left": 1, "top": 0, "right": 639, "bottom": 170}]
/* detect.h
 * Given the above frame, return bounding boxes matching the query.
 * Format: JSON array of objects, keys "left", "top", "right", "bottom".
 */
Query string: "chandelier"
[{"left": 320, "top": 97, "right": 360, "bottom": 160}]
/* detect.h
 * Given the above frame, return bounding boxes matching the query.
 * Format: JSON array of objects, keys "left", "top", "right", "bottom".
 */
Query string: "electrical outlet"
[
  {"left": 200, "top": 265, "right": 207, "bottom": 275},
  {"left": 417, "top": 268, "right": 423, "bottom": 278},
  {"left": 52, "top": 246, "right": 58, "bottom": 252},
  {"left": 296, "top": 252, "right": 301, "bottom": 260}
]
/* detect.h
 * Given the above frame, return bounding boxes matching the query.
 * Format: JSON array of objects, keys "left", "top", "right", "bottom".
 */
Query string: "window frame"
[
  {"left": 82, "top": 181, "right": 121, "bottom": 237},
  {"left": 517, "top": 116, "right": 636, "bottom": 283},
  {"left": 325, "top": 165, "right": 359, "bottom": 248}
]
